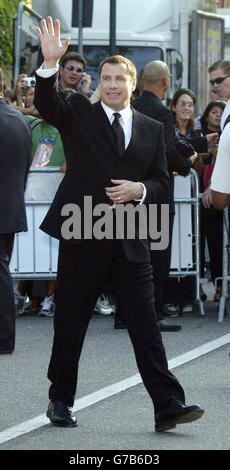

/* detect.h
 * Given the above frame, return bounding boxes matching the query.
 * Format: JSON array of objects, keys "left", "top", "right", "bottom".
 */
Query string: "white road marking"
[{"left": 0, "top": 333, "right": 229, "bottom": 445}]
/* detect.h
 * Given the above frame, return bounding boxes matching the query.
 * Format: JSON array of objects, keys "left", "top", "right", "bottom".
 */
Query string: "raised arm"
[
  {"left": 36, "top": 17, "right": 70, "bottom": 68},
  {"left": 34, "top": 17, "right": 71, "bottom": 128}
]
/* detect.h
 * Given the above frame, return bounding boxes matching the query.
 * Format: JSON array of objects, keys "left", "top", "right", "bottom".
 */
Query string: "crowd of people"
[{"left": 1, "top": 14, "right": 230, "bottom": 432}]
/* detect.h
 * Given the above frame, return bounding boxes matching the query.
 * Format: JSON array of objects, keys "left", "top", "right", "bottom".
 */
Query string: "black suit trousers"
[
  {"left": 48, "top": 238, "right": 185, "bottom": 410},
  {"left": 0, "top": 233, "right": 15, "bottom": 352}
]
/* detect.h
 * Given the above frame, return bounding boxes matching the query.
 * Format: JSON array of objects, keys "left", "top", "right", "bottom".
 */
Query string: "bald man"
[{"left": 133, "top": 61, "right": 197, "bottom": 331}]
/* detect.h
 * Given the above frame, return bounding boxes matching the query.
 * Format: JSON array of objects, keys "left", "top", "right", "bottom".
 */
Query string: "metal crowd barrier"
[
  {"left": 10, "top": 168, "right": 204, "bottom": 314},
  {"left": 169, "top": 169, "right": 204, "bottom": 316},
  {"left": 10, "top": 167, "right": 63, "bottom": 280}
]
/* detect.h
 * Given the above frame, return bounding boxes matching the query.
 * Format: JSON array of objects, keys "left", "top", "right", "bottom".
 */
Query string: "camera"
[{"left": 25, "top": 77, "right": 36, "bottom": 86}]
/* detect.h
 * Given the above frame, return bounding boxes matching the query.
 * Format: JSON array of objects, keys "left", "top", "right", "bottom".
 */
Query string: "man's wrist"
[
  {"left": 43, "top": 60, "right": 59, "bottom": 69},
  {"left": 134, "top": 182, "right": 146, "bottom": 203},
  {"left": 136, "top": 182, "right": 144, "bottom": 198}
]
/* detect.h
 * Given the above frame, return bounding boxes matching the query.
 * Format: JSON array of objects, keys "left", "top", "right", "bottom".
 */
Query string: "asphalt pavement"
[{"left": 0, "top": 282, "right": 229, "bottom": 451}]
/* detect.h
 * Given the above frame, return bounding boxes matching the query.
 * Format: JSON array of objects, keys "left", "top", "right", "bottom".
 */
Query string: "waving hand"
[{"left": 36, "top": 17, "right": 70, "bottom": 68}]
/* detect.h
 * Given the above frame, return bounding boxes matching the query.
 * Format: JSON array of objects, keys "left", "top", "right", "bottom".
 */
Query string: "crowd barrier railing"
[
  {"left": 10, "top": 168, "right": 204, "bottom": 315},
  {"left": 169, "top": 170, "right": 205, "bottom": 316}
]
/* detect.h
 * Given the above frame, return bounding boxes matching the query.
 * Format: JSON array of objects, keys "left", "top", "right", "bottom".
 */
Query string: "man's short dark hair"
[
  {"left": 98, "top": 55, "right": 137, "bottom": 81},
  {"left": 208, "top": 60, "right": 230, "bottom": 75},
  {"left": 60, "top": 52, "right": 87, "bottom": 70}
]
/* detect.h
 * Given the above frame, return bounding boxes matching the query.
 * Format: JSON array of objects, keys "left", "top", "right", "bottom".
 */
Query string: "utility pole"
[
  {"left": 78, "top": 0, "right": 83, "bottom": 56},
  {"left": 109, "top": 0, "right": 117, "bottom": 55}
]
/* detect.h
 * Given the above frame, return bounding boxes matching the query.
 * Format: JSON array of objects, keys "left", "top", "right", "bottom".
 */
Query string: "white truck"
[{"left": 15, "top": 0, "right": 224, "bottom": 112}]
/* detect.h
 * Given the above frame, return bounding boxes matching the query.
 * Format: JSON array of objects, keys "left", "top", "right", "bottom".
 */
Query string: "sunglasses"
[
  {"left": 209, "top": 76, "right": 230, "bottom": 86},
  {"left": 64, "top": 65, "right": 84, "bottom": 73}
]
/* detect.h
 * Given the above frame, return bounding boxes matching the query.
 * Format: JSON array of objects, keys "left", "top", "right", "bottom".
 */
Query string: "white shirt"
[
  {"left": 36, "top": 64, "right": 146, "bottom": 202},
  {"left": 36, "top": 64, "right": 59, "bottom": 78},
  {"left": 221, "top": 99, "right": 230, "bottom": 131},
  {"left": 211, "top": 120, "right": 230, "bottom": 194}
]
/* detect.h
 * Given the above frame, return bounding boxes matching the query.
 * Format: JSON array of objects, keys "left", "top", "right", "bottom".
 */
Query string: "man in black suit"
[
  {"left": 0, "top": 68, "right": 31, "bottom": 354},
  {"left": 34, "top": 17, "right": 204, "bottom": 432},
  {"left": 133, "top": 61, "right": 198, "bottom": 330}
]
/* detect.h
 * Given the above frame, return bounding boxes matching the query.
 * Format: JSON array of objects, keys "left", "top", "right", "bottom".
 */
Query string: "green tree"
[{"left": 0, "top": 1, "right": 32, "bottom": 79}]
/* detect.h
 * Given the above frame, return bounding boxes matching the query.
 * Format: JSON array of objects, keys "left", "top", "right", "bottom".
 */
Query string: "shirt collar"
[{"left": 101, "top": 101, "right": 132, "bottom": 124}]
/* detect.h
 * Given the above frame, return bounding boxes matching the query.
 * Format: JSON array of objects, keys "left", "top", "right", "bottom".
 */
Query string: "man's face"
[
  {"left": 59, "top": 60, "right": 85, "bottom": 89},
  {"left": 209, "top": 67, "right": 230, "bottom": 100},
  {"left": 100, "top": 63, "right": 136, "bottom": 111}
]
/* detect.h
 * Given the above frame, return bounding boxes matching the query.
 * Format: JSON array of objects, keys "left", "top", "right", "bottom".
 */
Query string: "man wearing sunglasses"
[
  {"left": 209, "top": 61, "right": 230, "bottom": 208},
  {"left": 59, "top": 51, "right": 93, "bottom": 97},
  {"left": 208, "top": 60, "right": 230, "bottom": 104}
]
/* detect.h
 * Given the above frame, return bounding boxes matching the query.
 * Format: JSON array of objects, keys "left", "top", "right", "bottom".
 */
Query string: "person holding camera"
[
  {"left": 10, "top": 73, "right": 67, "bottom": 318},
  {"left": 11, "top": 74, "right": 39, "bottom": 117}
]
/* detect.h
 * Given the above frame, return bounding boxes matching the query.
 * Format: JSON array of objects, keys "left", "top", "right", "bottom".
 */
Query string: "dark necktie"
[{"left": 112, "top": 112, "right": 125, "bottom": 157}]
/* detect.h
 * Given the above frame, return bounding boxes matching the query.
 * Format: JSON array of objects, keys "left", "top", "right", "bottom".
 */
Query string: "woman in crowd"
[
  {"left": 199, "top": 101, "right": 225, "bottom": 302},
  {"left": 165, "top": 88, "right": 218, "bottom": 314}
]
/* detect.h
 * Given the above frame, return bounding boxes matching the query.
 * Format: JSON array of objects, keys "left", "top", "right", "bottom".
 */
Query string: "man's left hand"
[
  {"left": 202, "top": 186, "right": 212, "bottom": 208},
  {"left": 105, "top": 179, "right": 143, "bottom": 203}
]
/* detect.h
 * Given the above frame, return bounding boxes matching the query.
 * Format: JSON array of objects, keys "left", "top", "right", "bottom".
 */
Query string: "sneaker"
[
  {"left": 164, "top": 304, "right": 179, "bottom": 312},
  {"left": 94, "top": 294, "right": 114, "bottom": 315},
  {"left": 15, "top": 295, "right": 30, "bottom": 316},
  {"left": 182, "top": 304, "right": 193, "bottom": 313},
  {"left": 38, "top": 295, "right": 55, "bottom": 317}
]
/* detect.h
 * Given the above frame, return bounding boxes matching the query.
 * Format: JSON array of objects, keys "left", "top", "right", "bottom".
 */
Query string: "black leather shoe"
[
  {"left": 0, "top": 349, "right": 13, "bottom": 354},
  {"left": 155, "top": 398, "right": 204, "bottom": 432},
  {"left": 157, "top": 319, "right": 182, "bottom": 332},
  {"left": 46, "top": 400, "right": 77, "bottom": 427}
]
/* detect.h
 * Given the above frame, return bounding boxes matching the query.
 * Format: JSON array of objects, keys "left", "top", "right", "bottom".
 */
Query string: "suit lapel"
[{"left": 125, "top": 108, "right": 145, "bottom": 155}]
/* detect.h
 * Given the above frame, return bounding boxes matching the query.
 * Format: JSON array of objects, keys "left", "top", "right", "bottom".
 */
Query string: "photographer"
[{"left": 11, "top": 73, "right": 39, "bottom": 117}]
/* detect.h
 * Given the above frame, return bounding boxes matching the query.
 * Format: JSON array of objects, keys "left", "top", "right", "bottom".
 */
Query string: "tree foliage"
[{"left": 0, "top": 1, "right": 31, "bottom": 71}]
